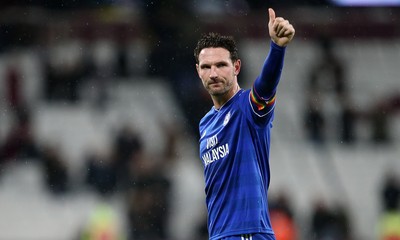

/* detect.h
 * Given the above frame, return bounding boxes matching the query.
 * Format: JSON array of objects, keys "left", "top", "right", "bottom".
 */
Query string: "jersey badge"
[{"left": 223, "top": 111, "right": 231, "bottom": 127}]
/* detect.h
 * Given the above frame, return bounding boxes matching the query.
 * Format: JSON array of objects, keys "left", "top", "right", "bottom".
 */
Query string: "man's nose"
[{"left": 210, "top": 66, "right": 218, "bottom": 78}]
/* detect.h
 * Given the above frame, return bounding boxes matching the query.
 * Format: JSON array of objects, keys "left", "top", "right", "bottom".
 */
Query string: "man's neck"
[{"left": 212, "top": 85, "right": 241, "bottom": 110}]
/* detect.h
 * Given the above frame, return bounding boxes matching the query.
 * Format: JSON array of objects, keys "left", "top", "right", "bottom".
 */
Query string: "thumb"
[{"left": 268, "top": 8, "right": 276, "bottom": 24}]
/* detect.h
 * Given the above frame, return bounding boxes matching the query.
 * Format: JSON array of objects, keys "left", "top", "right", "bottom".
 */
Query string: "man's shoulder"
[
  {"left": 228, "top": 89, "right": 251, "bottom": 108},
  {"left": 199, "top": 107, "right": 215, "bottom": 125},
  {"left": 238, "top": 88, "right": 251, "bottom": 98}
]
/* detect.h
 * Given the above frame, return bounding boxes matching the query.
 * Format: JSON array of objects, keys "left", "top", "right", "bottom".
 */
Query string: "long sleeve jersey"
[{"left": 199, "top": 41, "right": 286, "bottom": 240}]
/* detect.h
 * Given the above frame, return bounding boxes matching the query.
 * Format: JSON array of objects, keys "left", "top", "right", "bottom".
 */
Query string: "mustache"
[{"left": 207, "top": 78, "right": 223, "bottom": 84}]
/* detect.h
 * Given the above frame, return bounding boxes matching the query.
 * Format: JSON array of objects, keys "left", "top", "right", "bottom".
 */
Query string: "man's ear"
[
  {"left": 196, "top": 64, "right": 200, "bottom": 76},
  {"left": 234, "top": 59, "right": 241, "bottom": 75}
]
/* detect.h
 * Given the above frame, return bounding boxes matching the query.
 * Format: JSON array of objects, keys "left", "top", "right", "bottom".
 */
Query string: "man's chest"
[{"left": 199, "top": 109, "right": 240, "bottom": 167}]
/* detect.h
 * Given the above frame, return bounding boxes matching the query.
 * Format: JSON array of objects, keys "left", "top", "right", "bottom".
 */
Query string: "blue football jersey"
[{"left": 199, "top": 89, "right": 275, "bottom": 240}]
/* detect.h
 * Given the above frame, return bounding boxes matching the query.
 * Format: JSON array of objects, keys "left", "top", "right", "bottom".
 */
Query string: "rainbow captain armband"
[{"left": 250, "top": 86, "right": 276, "bottom": 111}]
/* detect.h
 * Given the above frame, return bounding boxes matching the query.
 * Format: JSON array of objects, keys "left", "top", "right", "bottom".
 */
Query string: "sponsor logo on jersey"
[{"left": 202, "top": 134, "right": 230, "bottom": 166}]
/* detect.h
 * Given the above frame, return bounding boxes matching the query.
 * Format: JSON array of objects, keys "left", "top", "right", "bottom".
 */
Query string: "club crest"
[{"left": 223, "top": 111, "right": 231, "bottom": 126}]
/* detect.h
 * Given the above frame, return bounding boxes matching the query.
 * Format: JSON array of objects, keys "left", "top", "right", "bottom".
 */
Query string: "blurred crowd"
[
  {"left": 268, "top": 174, "right": 400, "bottom": 240},
  {"left": 0, "top": 101, "right": 180, "bottom": 240},
  {"left": 0, "top": 2, "right": 205, "bottom": 240},
  {"left": 303, "top": 35, "right": 400, "bottom": 145},
  {"left": 1, "top": 1, "right": 400, "bottom": 240}
]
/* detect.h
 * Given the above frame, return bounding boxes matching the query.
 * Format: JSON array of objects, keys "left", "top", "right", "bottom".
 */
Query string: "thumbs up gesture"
[{"left": 268, "top": 8, "right": 295, "bottom": 47}]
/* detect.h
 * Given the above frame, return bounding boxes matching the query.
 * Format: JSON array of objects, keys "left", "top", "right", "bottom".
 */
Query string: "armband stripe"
[
  {"left": 250, "top": 88, "right": 267, "bottom": 111},
  {"left": 266, "top": 94, "right": 276, "bottom": 107},
  {"left": 250, "top": 87, "right": 276, "bottom": 111}
]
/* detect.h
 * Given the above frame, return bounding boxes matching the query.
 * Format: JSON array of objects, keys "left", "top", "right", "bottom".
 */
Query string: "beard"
[{"left": 204, "top": 78, "right": 234, "bottom": 96}]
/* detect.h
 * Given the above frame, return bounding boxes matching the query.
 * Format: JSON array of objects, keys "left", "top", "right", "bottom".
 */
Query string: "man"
[{"left": 194, "top": 8, "right": 295, "bottom": 240}]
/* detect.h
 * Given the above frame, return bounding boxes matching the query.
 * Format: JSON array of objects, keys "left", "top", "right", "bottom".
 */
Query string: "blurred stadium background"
[{"left": 0, "top": 1, "right": 399, "bottom": 240}]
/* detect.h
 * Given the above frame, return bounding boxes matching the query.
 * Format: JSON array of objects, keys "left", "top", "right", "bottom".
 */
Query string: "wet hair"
[{"left": 194, "top": 32, "right": 239, "bottom": 64}]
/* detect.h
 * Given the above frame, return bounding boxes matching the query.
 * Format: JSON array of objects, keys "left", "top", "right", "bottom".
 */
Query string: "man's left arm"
[{"left": 250, "top": 8, "right": 295, "bottom": 116}]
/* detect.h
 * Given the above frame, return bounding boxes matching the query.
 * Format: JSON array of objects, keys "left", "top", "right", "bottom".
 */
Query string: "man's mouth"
[{"left": 209, "top": 81, "right": 222, "bottom": 86}]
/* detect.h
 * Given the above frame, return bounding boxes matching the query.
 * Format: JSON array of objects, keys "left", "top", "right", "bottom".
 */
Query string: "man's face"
[{"left": 196, "top": 47, "right": 240, "bottom": 96}]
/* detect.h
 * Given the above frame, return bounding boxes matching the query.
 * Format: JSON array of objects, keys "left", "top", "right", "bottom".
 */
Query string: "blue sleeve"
[{"left": 253, "top": 41, "right": 286, "bottom": 101}]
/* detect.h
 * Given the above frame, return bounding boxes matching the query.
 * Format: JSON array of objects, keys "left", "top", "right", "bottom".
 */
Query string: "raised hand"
[{"left": 268, "top": 8, "right": 295, "bottom": 47}]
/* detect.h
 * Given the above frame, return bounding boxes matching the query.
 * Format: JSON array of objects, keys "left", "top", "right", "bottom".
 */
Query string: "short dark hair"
[{"left": 194, "top": 32, "right": 239, "bottom": 64}]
